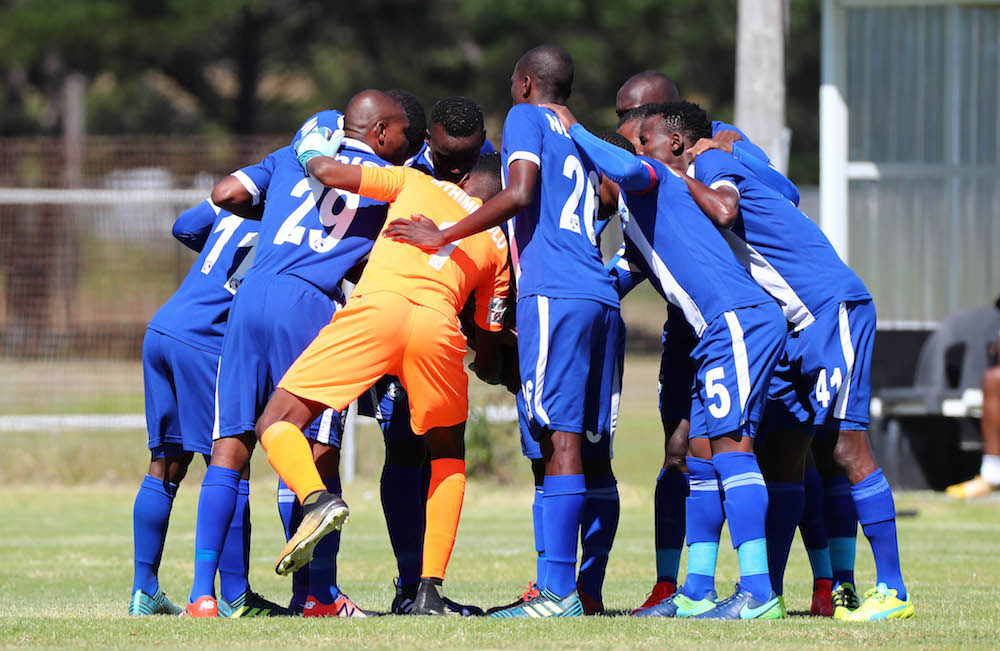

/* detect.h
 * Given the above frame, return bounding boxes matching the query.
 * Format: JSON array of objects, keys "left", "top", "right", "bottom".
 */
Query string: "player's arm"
[
  {"left": 171, "top": 201, "right": 218, "bottom": 252},
  {"left": 470, "top": 244, "right": 513, "bottom": 387},
  {"left": 686, "top": 136, "right": 800, "bottom": 206},
  {"left": 211, "top": 176, "right": 263, "bottom": 221},
  {"left": 382, "top": 160, "right": 537, "bottom": 251},
  {"left": 607, "top": 242, "right": 647, "bottom": 298},
  {"left": 680, "top": 174, "right": 740, "bottom": 229}
]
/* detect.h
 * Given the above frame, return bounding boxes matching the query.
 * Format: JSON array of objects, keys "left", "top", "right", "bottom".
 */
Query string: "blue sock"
[
  {"left": 277, "top": 478, "right": 309, "bottom": 608},
  {"left": 851, "top": 468, "right": 906, "bottom": 599},
  {"left": 190, "top": 465, "right": 240, "bottom": 602},
  {"left": 823, "top": 475, "right": 858, "bottom": 587},
  {"left": 309, "top": 476, "right": 343, "bottom": 604},
  {"left": 714, "top": 451, "right": 773, "bottom": 601},
  {"left": 132, "top": 474, "right": 178, "bottom": 596},
  {"left": 541, "top": 474, "right": 585, "bottom": 598},
  {"left": 800, "top": 467, "right": 832, "bottom": 584},
  {"left": 578, "top": 475, "right": 619, "bottom": 603},
  {"left": 218, "top": 479, "right": 251, "bottom": 603},
  {"left": 380, "top": 463, "right": 425, "bottom": 587},
  {"left": 765, "top": 481, "right": 805, "bottom": 596},
  {"left": 681, "top": 457, "right": 724, "bottom": 600},
  {"left": 532, "top": 484, "right": 547, "bottom": 589},
  {"left": 654, "top": 468, "right": 687, "bottom": 584}
]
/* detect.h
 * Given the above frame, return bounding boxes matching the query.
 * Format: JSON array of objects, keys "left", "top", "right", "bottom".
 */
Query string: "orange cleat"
[
  {"left": 811, "top": 578, "right": 834, "bottom": 617},
  {"left": 183, "top": 595, "right": 219, "bottom": 618},
  {"left": 302, "top": 592, "right": 370, "bottom": 617},
  {"left": 631, "top": 580, "right": 677, "bottom": 615}
]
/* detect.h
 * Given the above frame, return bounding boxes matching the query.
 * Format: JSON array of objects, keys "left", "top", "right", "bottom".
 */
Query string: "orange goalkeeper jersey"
[{"left": 351, "top": 165, "right": 510, "bottom": 331}]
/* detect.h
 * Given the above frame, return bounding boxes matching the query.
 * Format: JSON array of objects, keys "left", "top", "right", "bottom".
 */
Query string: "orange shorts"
[{"left": 278, "top": 291, "right": 469, "bottom": 435}]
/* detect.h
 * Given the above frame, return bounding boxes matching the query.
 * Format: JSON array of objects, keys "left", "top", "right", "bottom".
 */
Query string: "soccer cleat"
[
  {"left": 842, "top": 583, "right": 914, "bottom": 621},
  {"left": 832, "top": 581, "right": 860, "bottom": 619},
  {"left": 412, "top": 579, "right": 448, "bottom": 616},
  {"left": 630, "top": 580, "right": 677, "bottom": 615},
  {"left": 811, "top": 578, "right": 834, "bottom": 617},
  {"left": 223, "top": 590, "right": 295, "bottom": 617},
  {"left": 777, "top": 595, "right": 788, "bottom": 618},
  {"left": 489, "top": 588, "right": 584, "bottom": 618},
  {"left": 303, "top": 591, "right": 371, "bottom": 617},
  {"left": 129, "top": 588, "right": 182, "bottom": 616},
  {"left": 632, "top": 589, "right": 718, "bottom": 618},
  {"left": 945, "top": 476, "right": 995, "bottom": 499},
  {"left": 441, "top": 595, "right": 485, "bottom": 617},
  {"left": 485, "top": 582, "right": 541, "bottom": 614},
  {"left": 183, "top": 595, "right": 219, "bottom": 618},
  {"left": 275, "top": 491, "right": 349, "bottom": 576},
  {"left": 577, "top": 584, "right": 605, "bottom": 616},
  {"left": 391, "top": 579, "right": 418, "bottom": 615},
  {"left": 690, "top": 584, "right": 783, "bottom": 620}
]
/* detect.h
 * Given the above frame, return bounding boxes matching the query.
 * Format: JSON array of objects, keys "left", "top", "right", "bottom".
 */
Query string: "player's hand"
[
  {"left": 539, "top": 103, "right": 578, "bottom": 131},
  {"left": 293, "top": 126, "right": 345, "bottom": 173},
  {"left": 685, "top": 136, "right": 733, "bottom": 158},
  {"left": 713, "top": 129, "right": 744, "bottom": 144},
  {"left": 383, "top": 214, "right": 445, "bottom": 251}
]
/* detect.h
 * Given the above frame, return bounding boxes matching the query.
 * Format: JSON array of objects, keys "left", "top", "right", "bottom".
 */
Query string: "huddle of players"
[{"left": 129, "top": 43, "right": 913, "bottom": 621}]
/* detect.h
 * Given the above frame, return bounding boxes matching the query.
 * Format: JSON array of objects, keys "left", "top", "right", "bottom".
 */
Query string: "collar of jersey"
[{"left": 342, "top": 137, "right": 376, "bottom": 155}]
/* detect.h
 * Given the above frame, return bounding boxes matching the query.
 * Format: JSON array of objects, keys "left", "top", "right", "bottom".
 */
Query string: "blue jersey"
[
  {"left": 711, "top": 120, "right": 799, "bottom": 206},
  {"left": 148, "top": 200, "right": 259, "bottom": 354},
  {"left": 692, "top": 149, "right": 870, "bottom": 328},
  {"left": 407, "top": 139, "right": 497, "bottom": 177},
  {"left": 235, "top": 132, "right": 392, "bottom": 301},
  {"left": 500, "top": 104, "right": 619, "bottom": 308}
]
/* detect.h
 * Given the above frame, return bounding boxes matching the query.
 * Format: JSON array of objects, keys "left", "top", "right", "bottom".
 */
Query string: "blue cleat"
[
  {"left": 632, "top": 589, "right": 717, "bottom": 618},
  {"left": 690, "top": 583, "right": 783, "bottom": 620},
  {"left": 128, "top": 588, "right": 183, "bottom": 616},
  {"left": 489, "top": 588, "right": 584, "bottom": 618}
]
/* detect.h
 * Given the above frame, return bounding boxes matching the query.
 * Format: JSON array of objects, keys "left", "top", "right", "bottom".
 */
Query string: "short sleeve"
[
  {"left": 358, "top": 165, "right": 410, "bottom": 203},
  {"left": 232, "top": 152, "right": 278, "bottom": 206},
  {"left": 693, "top": 149, "right": 743, "bottom": 197},
  {"left": 501, "top": 105, "right": 543, "bottom": 170},
  {"left": 474, "top": 228, "right": 511, "bottom": 332}
]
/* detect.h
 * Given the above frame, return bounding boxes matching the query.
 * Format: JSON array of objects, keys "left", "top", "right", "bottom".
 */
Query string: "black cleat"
[{"left": 412, "top": 578, "right": 448, "bottom": 616}]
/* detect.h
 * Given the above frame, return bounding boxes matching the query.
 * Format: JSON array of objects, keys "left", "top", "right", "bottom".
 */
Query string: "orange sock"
[
  {"left": 260, "top": 422, "right": 326, "bottom": 503},
  {"left": 422, "top": 458, "right": 466, "bottom": 581}
]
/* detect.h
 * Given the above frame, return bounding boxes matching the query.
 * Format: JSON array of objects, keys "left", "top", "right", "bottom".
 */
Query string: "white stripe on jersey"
[
  {"left": 720, "top": 230, "right": 815, "bottom": 331},
  {"left": 623, "top": 215, "right": 708, "bottom": 336},
  {"left": 723, "top": 310, "right": 751, "bottom": 416},
  {"left": 833, "top": 301, "right": 856, "bottom": 420},
  {"left": 709, "top": 179, "right": 740, "bottom": 195},
  {"left": 232, "top": 170, "right": 263, "bottom": 206},
  {"left": 533, "top": 296, "right": 552, "bottom": 427},
  {"left": 506, "top": 150, "right": 541, "bottom": 167}
]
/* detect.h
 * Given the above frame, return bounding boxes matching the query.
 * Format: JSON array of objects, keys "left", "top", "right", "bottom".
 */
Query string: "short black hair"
[
  {"left": 386, "top": 88, "right": 427, "bottom": 157},
  {"left": 617, "top": 104, "right": 653, "bottom": 128},
  {"left": 645, "top": 100, "right": 713, "bottom": 142},
  {"left": 517, "top": 44, "right": 574, "bottom": 102},
  {"left": 469, "top": 152, "right": 501, "bottom": 197},
  {"left": 596, "top": 131, "right": 636, "bottom": 155},
  {"left": 430, "top": 96, "right": 485, "bottom": 138}
]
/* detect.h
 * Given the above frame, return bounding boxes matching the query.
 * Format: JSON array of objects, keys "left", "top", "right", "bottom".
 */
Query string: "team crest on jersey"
[
  {"left": 488, "top": 297, "right": 507, "bottom": 327},
  {"left": 387, "top": 381, "right": 403, "bottom": 401}
]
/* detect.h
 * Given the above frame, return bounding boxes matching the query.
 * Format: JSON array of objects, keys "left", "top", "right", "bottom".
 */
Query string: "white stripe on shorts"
[
  {"left": 533, "top": 296, "right": 551, "bottom": 427},
  {"left": 833, "top": 302, "right": 856, "bottom": 421},
  {"left": 723, "top": 311, "right": 751, "bottom": 415},
  {"left": 212, "top": 358, "right": 222, "bottom": 441},
  {"left": 316, "top": 408, "right": 334, "bottom": 445}
]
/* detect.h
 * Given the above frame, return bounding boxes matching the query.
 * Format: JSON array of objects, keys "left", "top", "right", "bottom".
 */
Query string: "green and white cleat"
[
  {"left": 129, "top": 588, "right": 183, "bottom": 616},
  {"left": 221, "top": 590, "right": 296, "bottom": 617},
  {"left": 489, "top": 588, "right": 584, "bottom": 618}
]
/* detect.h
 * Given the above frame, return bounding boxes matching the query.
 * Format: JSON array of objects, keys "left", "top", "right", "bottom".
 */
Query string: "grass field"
[{"left": 2, "top": 356, "right": 1000, "bottom": 647}]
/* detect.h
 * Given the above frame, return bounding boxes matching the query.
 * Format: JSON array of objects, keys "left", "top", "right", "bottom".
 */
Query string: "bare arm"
[
  {"left": 681, "top": 174, "right": 740, "bottom": 229},
  {"left": 382, "top": 159, "right": 538, "bottom": 250},
  {"left": 211, "top": 176, "right": 263, "bottom": 221}
]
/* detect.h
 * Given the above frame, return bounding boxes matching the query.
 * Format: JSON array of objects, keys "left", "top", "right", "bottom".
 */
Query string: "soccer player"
[
  {"left": 130, "top": 200, "right": 258, "bottom": 616},
  {"left": 545, "top": 102, "right": 788, "bottom": 620},
  {"left": 253, "top": 139, "right": 510, "bottom": 616},
  {"left": 407, "top": 97, "right": 496, "bottom": 178},
  {"left": 184, "top": 90, "right": 410, "bottom": 618},
  {"left": 385, "top": 45, "right": 625, "bottom": 618},
  {"left": 614, "top": 70, "right": 803, "bottom": 615},
  {"left": 657, "top": 100, "right": 912, "bottom": 620}
]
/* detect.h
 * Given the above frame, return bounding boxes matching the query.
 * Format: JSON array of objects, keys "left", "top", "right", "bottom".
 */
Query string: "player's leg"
[
  {"left": 948, "top": 364, "right": 1000, "bottom": 497},
  {"left": 800, "top": 453, "right": 834, "bottom": 616},
  {"left": 276, "top": 478, "right": 309, "bottom": 611},
  {"left": 690, "top": 303, "right": 787, "bottom": 621},
  {"left": 825, "top": 301, "right": 911, "bottom": 620},
  {"left": 813, "top": 434, "right": 860, "bottom": 616},
  {"left": 131, "top": 329, "right": 187, "bottom": 615}
]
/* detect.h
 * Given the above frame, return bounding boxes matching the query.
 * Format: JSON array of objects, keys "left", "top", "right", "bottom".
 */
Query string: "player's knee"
[
  {"left": 832, "top": 429, "right": 878, "bottom": 480},
  {"left": 209, "top": 434, "right": 254, "bottom": 472},
  {"left": 983, "top": 367, "right": 1000, "bottom": 394},
  {"left": 425, "top": 424, "right": 466, "bottom": 460},
  {"left": 385, "top": 438, "right": 427, "bottom": 467},
  {"left": 254, "top": 388, "right": 316, "bottom": 440}
]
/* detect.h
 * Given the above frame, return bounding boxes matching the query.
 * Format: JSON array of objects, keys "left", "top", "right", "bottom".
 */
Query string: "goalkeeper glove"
[{"left": 293, "top": 126, "right": 345, "bottom": 173}]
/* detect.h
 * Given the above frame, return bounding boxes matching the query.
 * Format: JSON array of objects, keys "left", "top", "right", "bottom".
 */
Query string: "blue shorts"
[
  {"left": 766, "top": 299, "right": 875, "bottom": 435},
  {"left": 357, "top": 375, "right": 417, "bottom": 444},
  {"left": 658, "top": 308, "right": 697, "bottom": 424},
  {"left": 689, "top": 302, "right": 787, "bottom": 440},
  {"left": 215, "top": 274, "right": 344, "bottom": 445},
  {"left": 517, "top": 296, "right": 624, "bottom": 453},
  {"left": 143, "top": 328, "right": 218, "bottom": 456}
]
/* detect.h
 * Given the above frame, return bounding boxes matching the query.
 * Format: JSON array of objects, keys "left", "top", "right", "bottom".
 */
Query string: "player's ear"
[
  {"left": 456, "top": 172, "right": 472, "bottom": 189},
  {"left": 375, "top": 120, "right": 388, "bottom": 147},
  {"left": 425, "top": 128, "right": 431, "bottom": 146},
  {"left": 670, "top": 131, "right": 684, "bottom": 155}
]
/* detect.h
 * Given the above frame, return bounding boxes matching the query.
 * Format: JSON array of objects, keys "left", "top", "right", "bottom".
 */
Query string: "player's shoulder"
[
  {"left": 504, "top": 102, "right": 544, "bottom": 126},
  {"left": 694, "top": 148, "right": 742, "bottom": 174},
  {"left": 711, "top": 120, "right": 746, "bottom": 139},
  {"left": 292, "top": 109, "right": 344, "bottom": 145}
]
